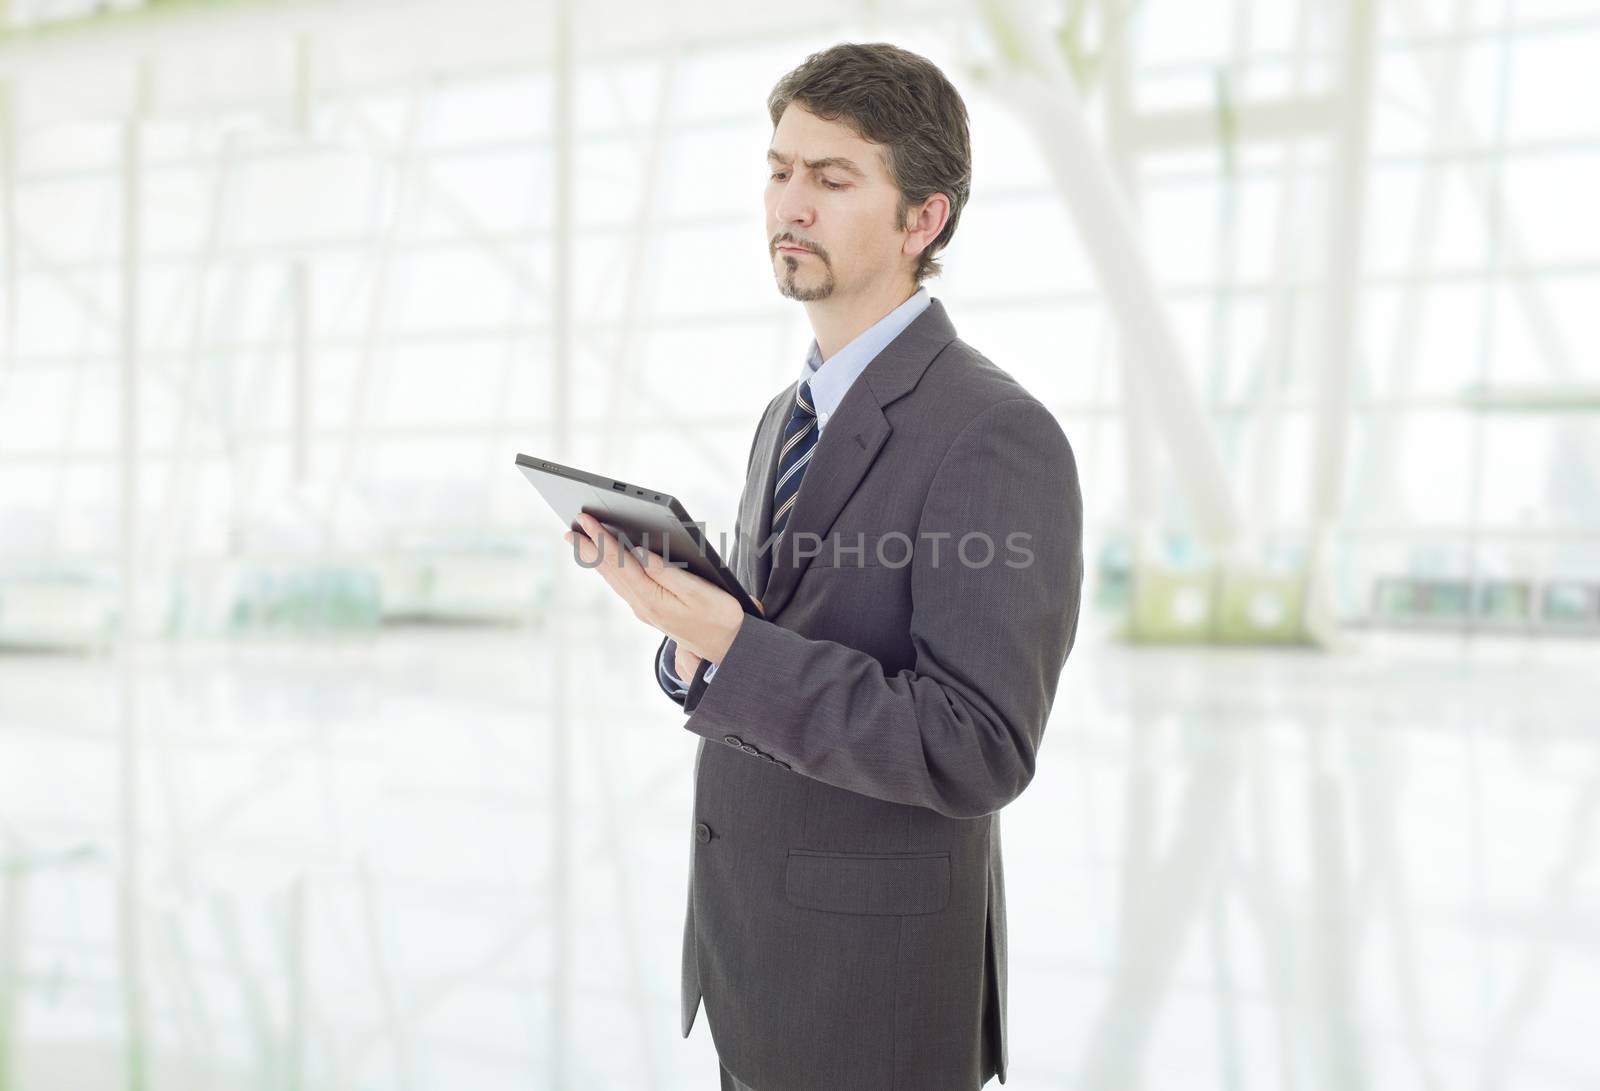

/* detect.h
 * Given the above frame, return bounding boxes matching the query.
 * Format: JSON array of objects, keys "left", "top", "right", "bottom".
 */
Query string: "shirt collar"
[{"left": 800, "top": 286, "right": 932, "bottom": 430}]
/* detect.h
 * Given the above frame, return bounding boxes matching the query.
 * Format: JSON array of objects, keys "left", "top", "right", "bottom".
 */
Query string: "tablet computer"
[{"left": 514, "top": 453, "right": 761, "bottom": 617}]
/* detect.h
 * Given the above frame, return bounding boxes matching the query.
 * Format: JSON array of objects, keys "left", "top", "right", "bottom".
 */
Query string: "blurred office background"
[{"left": 1, "top": 0, "right": 1597, "bottom": 1087}]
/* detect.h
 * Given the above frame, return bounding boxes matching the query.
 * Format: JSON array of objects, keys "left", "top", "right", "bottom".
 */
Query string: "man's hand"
[{"left": 563, "top": 511, "right": 763, "bottom": 665}]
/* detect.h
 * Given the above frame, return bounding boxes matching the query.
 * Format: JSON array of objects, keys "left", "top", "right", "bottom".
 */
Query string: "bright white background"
[{"left": 0, "top": 0, "right": 1596, "bottom": 1088}]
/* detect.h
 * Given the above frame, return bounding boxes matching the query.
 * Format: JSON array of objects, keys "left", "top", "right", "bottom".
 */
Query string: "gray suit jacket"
[{"left": 654, "top": 298, "right": 1083, "bottom": 1090}]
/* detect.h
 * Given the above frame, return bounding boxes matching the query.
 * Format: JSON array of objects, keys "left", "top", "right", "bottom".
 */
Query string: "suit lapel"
[
  {"left": 755, "top": 298, "right": 959, "bottom": 618},
  {"left": 740, "top": 397, "right": 786, "bottom": 598}
]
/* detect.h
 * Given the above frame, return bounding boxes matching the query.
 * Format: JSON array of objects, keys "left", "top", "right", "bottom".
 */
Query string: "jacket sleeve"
[{"left": 677, "top": 398, "right": 1084, "bottom": 819}]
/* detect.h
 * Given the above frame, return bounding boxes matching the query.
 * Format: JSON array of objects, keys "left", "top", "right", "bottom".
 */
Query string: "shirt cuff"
[
  {"left": 659, "top": 639, "right": 718, "bottom": 692},
  {"left": 658, "top": 638, "right": 689, "bottom": 696}
]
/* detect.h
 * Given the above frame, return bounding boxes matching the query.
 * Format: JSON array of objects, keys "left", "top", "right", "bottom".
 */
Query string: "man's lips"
[{"left": 777, "top": 245, "right": 814, "bottom": 254}]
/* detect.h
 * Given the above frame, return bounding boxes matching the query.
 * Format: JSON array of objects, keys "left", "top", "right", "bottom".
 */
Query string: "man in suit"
[{"left": 563, "top": 42, "right": 1083, "bottom": 1091}]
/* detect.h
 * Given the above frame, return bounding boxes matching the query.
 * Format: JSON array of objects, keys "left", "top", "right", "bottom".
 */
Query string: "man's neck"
[{"left": 805, "top": 279, "right": 919, "bottom": 362}]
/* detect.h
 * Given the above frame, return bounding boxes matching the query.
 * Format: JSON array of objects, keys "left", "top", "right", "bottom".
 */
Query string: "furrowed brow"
[
  {"left": 805, "top": 156, "right": 866, "bottom": 179},
  {"left": 766, "top": 149, "right": 866, "bottom": 179}
]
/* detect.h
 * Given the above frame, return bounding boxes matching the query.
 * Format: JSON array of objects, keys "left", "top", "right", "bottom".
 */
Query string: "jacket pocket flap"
[{"left": 784, "top": 849, "right": 950, "bottom": 916}]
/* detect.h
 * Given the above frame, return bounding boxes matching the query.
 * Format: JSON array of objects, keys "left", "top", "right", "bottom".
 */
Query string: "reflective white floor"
[{"left": 1, "top": 605, "right": 1596, "bottom": 1090}]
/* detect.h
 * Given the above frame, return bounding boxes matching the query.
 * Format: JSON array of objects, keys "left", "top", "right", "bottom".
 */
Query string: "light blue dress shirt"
[{"left": 660, "top": 287, "right": 933, "bottom": 695}]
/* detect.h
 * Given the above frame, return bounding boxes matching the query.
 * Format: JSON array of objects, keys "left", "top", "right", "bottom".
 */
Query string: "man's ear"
[{"left": 901, "top": 192, "right": 951, "bottom": 260}]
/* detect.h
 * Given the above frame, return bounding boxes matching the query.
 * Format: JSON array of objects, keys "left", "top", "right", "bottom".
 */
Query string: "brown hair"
[{"left": 768, "top": 42, "right": 972, "bottom": 283}]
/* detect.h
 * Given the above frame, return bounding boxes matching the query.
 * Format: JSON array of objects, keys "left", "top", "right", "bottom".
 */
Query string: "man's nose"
[{"left": 774, "top": 178, "right": 813, "bottom": 227}]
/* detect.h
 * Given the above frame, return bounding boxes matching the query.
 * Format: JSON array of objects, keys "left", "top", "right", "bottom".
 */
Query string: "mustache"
[{"left": 771, "top": 235, "right": 829, "bottom": 260}]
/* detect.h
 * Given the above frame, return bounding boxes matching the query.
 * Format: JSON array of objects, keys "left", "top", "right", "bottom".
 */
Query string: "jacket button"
[
  {"left": 774, "top": 760, "right": 791, "bottom": 771},
  {"left": 723, "top": 735, "right": 743, "bottom": 747},
  {"left": 695, "top": 822, "right": 711, "bottom": 844},
  {"left": 740, "top": 744, "right": 760, "bottom": 755}
]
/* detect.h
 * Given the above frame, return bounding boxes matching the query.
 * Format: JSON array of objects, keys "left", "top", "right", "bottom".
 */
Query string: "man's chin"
[
  {"left": 774, "top": 270, "right": 834, "bottom": 303},
  {"left": 777, "top": 282, "right": 833, "bottom": 303}
]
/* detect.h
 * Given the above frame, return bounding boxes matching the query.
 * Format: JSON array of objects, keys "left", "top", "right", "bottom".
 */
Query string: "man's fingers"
[
  {"left": 566, "top": 513, "right": 748, "bottom": 652},
  {"left": 674, "top": 643, "right": 703, "bottom": 681},
  {"left": 571, "top": 514, "right": 672, "bottom": 620},
  {"left": 572, "top": 514, "right": 634, "bottom": 573},
  {"left": 633, "top": 544, "right": 700, "bottom": 595},
  {"left": 591, "top": 518, "right": 718, "bottom": 607}
]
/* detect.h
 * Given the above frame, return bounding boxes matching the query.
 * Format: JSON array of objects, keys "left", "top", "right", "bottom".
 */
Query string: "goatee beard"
[{"left": 776, "top": 254, "right": 835, "bottom": 301}]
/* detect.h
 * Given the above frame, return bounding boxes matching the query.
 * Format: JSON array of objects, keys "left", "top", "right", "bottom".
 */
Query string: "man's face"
[{"left": 765, "top": 103, "right": 911, "bottom": 303}]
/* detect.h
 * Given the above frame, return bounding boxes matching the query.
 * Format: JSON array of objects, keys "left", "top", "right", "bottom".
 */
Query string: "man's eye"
[
  {"left": 770, "top": 171, "right": 788, "bottom": 181},
  {"left": 822, "top": 179, "right": 844, "bottom": 190}
]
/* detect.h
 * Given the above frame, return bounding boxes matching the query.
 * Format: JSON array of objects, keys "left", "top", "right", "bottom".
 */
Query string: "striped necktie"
[{"left": 771, "top": 379, "right": 818, "bottom": 539}]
